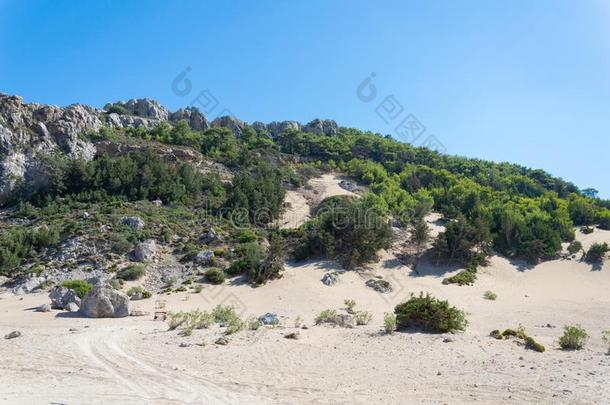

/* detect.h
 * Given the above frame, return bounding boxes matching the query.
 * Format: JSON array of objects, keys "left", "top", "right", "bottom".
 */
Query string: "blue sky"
[{"left": 1, "top": 0, "right": 609, "bottom": 197}]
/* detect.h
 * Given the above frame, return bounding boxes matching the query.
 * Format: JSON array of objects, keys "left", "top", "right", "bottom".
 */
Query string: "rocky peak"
[
  {"left": 169, "top": 107, "right": 210, "bottom": 131},
  {"left": 211, "top": 115, "right": 245, "bottom": 137},
  {"left": 302, "top": 119, "right": 338, "bottom": 136},
  {"left": 103, "top": 98, "right": 169, "bottom": 121}
]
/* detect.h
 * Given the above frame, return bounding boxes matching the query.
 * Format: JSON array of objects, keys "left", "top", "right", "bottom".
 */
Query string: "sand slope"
[{"left": 2, "top": 177, "right": 610, "bottom": 404}]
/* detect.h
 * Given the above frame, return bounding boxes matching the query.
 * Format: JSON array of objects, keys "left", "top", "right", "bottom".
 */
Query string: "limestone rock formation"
[{"left": 79, "top": 284, "right": 129, "bottom": 318}]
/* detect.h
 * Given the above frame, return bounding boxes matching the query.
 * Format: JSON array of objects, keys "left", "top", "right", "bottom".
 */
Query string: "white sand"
[
  {"left": 1, "top": 176, "right": 610, "bottom": 404},
  {"left": 279, "top": 173, "right": 357, "bottom": 228}
]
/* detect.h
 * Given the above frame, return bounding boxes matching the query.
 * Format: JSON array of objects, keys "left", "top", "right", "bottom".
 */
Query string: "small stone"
[
  {"left": 36, "top": 304, "right": 51, "bottom": 312},
  {"left": 215, "top": 337, "right": 229, "bottom": 345},
  {"left": 4, "top": 331, "right": 22, "bottom": 339},
  {"left": 65, "top": 302, "right": 80, "bottom": 312},
  {"left": 258, "top": 313, "right": 279, "bottom": 326},
  {"left": 321, "top": 272, "right": 339, "bottom": 286},
  {"left": 179, "top": 342, "right": 192, "bottom": 348},
  {"left": 284, "top": 332, "right": 300, "bottom": 340}
]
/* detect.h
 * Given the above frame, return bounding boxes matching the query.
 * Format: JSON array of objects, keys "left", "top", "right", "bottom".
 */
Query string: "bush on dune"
[{"left": 394, "top": 293, "right": 467, "bottom": 333}]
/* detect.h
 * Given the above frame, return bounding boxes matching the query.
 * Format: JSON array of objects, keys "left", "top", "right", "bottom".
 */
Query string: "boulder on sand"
[
  {"left": 49, "top": 286, "right": 81, "bottom": 310},
  {"left": 79, "top": 284, "right": 129, "bottom": 318}
]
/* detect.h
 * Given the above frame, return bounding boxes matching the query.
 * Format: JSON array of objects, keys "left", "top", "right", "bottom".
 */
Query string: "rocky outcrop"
[
  {"left": 133, "top": 240, "right": 157, "bottom": 262},
  {"left": 104, "top": 99, "right": 169, "bottom": 121},
  {"left": 79, "top": 284, "right": 129, "bottom": 318},
  {"left": 120, "top": 216, "right": 145, "bottom": 230},
  {"left": 0, "top": 94, "right": 100, "bottom": 203},
  {"left": 302, "top": 119, "right": 338, "bottom": 136},
  {"left": 49, "top": 285, "right": 81, "bottom": 310},
  {"left": 170, "top": 107, "right": 210, "bottom": 131},
  {"left": 0, "top": 93, "right": 341, "bottom": 206},
  {"left": 211, "top": 115, "right": 245, "bottom": 138}
]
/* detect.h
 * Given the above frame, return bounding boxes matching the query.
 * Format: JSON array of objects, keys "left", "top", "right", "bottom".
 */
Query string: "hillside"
[{"left": 1, "top": 93, "right": 610, "bottom": 404}]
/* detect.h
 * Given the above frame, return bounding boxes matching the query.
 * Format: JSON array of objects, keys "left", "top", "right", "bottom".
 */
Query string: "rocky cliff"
[{"left": 0, "top": 93, "right": 338, "bottom": 204}]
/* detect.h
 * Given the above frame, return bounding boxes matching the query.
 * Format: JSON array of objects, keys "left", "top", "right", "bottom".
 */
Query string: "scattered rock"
[
  {"left": 321, "top": 272, "right": 339, "bottom": 286},
  {"left": 4, "top": 331, "right": 21, "bottom": 339},
  {"left": 120, "top": 216, "right": 145, "bottom": 230},
  {"left": 65, "top": 302, "right": 80, "bottom": 312},
  {"left": 215, "top": 337, "right": 229, "bottom": 345},
  {"left": 442, "top": 337, "right": 455, "bottom": 343},
  {"left": 179, "top": 342, "right": 192, "bottom": 348},
  {"left": 35, "top": 304, "right": 51, "bottom": 312},
  {"left": 199, "top": 228, "right": 218, "bottom": 243},
  {"left": 130, "top": 310, "right": 149, "bottom": 317},
  {"left": 365, "top": 278, "right": 393, "bottom": 293},
  {"left": 258, "top": 313, "right": 279, "bottom": 325},
  {"left": 195, "top": 250, "right": 215, "bottom": 265},
  {"left": 320, "top": 314, "right": 354, "bottom": 328},
  {"left": 338, "top": 180, "right": 358, "bottom": 192},
  {"left": 79, "top": 284, "right": 129, "bottom": 318},
  {"left": 284, "top": 332, "right": 300, "bottom": 340},
  {"left": 49, "top": 286, "right": 81, "bottom": 310},
  {"left": 133, "top": 240, "right": 157, "bottom": 262},
  {"left": 12, "top": 276, "right": 45, "bottom": 295}
]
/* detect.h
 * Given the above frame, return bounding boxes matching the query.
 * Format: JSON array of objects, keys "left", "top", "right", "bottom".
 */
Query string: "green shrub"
[
  {"left": 193, "top": 284, "right": 204, "bottom": 293},
  {"left": 483, "top": 290, "right": 497, "bottom": 301},
  {"left": 443, "top": 270, "right": 476, "bottom": 286},
  {"left": 601, "top": 330, "right": 610, "bottom": 354},
  {"left": 116, "top": 265, "right": 145, "bottom": 281},
  {"left": 383, "top": 313, "right": 396, "bottom": 334},
  {"left": 567, "top": 241, "right": 583, "bottom": 255},
  {"left": 106, "top": 104, "right": 130, "bottom": 115},
  {"left": 559, "top": 325, "right": 588, "bottom": 350},
  {"left": 247, "top": 318, "right": 262, "bottom": 330},
  {"left": 585, "top": 242, "right": 609, "bottom": 263},
  {"left": 204, "top": 268, "right": 225, "bottom": 284},
  {"left": 582, "top": 226, "right": 594, "bottom": 234},
  {"left": 524, "top": 336, "right": 546, "bottom": 353},
  {"left": 394, "top": 292, "right": 467, "bottom": 333},
  {"left": 226, "top": 317, "right": 245, "bottom": 335},
  {"left": 354, "top": 311, "right": 373, "bottom": 326},
  {"left": 236, "top": 229, "right": 257, "bottom": 243},
  {"left": 344, "top": 299, "right": 357, "bottom": 314},
  {"left": 61, "top": 279, "right": 92, "bottom": 299},
  {"left": 166, "top": 311, "right": 187, "bottom": 330},
  {"left": 126, "top": 286, "right": 152, "bottom": 299},
  {"left": 315, "top": 309, "right": 338, "bottom": 325}
]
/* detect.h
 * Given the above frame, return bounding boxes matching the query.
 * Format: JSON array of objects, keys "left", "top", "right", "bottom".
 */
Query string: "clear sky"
[{"left": 1, "top": 0, "right": 608, "bottom": 197}]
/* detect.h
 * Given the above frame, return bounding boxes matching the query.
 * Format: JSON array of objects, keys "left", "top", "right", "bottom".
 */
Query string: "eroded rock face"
[
  {"left": 104, "top": 99, "right": 169, "bottom": 121},
  {"left": 0, "top": 94, "right": 99, "bottom": 204},
  {"left": 302, "top": 119, "right": 338, "bottom": 136},
  {"left": 133, "top": 240, "right": 157, "bottom": 262},
  {"left": 49, "top": 286, "right": 81, "bottom": 310},
  {"left": 211, "top": 116, "right": 245, "bottom": 137},
  {"left": 79, "top": 284, "right": 129, "bottom": 318},
  {"left": 170, "top": 107, "right": 210, "bottom": 131},
  {"left": 120, "top": 216, "right": 145, "bottom": 230}
]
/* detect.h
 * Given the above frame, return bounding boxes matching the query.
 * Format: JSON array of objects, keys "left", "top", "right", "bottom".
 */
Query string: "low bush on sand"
[
  {"left": 383, "top": 313, "right": 396, "bottom": 334},
  {"left": 559, "top": 325, "right": 589, "bottom": 350},
  {"left": 204, "top": 268, "right": 225, "bottom": 284},
  {"left": 354, "top": 311, "right": 373, "bottom": 326},
  {"left": 443, "top": 270, "right": 476, "bottom": 286},
  {"left": 490, "top": 326, "right": 545, "bottom": 352},
  {"left": 116, "top": 264, "right": 145, "bottom": 281},
  {"left": 394, "top": 293, "right": 467, "bottom": 333},
  {"left": 315, "top": 309, "right": 338, "bottom": 325},
  {"left": 483, "top": 290, "right": 497, "bottom": 300}
]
